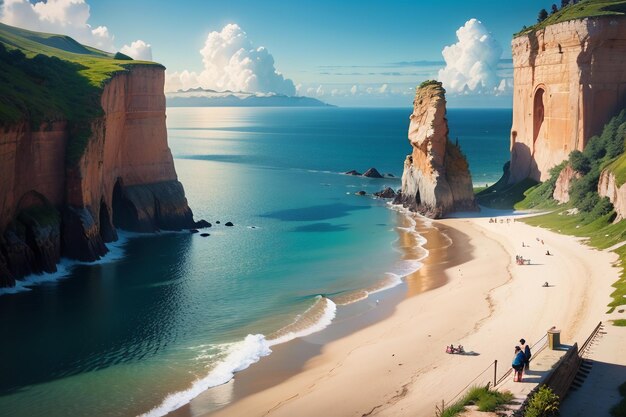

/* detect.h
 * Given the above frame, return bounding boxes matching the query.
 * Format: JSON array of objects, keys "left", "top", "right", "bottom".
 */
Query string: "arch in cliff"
[
  {"left": 15, "top": 190, "right": 53, "bottom": 213},
  {"left": 533, "top": 85, "right": 546, "bottom": 153}
]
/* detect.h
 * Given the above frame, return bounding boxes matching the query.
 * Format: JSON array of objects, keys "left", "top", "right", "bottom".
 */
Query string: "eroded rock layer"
[
  {"left": 394, "top": 82, "right": 477, "bottom": 218},
  {"left": 0, "top": 66, "right": 198, "bottom": 287},
  {"left": 509, "top": 16, "right": 626, "bottom": 183},
  {"left": 598, "top": 169, "right": 626, "bottom": 221}
]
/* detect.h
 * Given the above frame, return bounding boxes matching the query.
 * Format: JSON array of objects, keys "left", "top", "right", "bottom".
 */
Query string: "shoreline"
[
  {"left": 180, "top": 212, "right": 619, "bottom": 417},
  {"left": 166, "top": 213, "right": 476, "bottom": 417}
]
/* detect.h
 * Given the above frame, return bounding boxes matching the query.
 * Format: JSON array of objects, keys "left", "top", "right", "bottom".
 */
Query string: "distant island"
[{"left": 166, "top": 88, "right": 334, "bottom": 107}]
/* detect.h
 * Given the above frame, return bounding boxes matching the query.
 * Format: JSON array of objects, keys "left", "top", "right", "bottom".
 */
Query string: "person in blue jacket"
[{"left": 512, "top": 346, "right": 526, "bottom": 382}]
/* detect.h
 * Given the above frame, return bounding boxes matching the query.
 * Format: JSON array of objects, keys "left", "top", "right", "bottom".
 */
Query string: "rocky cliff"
[
  {"left": 394, "top": 81, "right": 477, "bottom": 218},
  {"left": 0, "top": 65, "right": 200, "bottom": 287},
  {"left": 509, "top": 16, "right": 626, "bottom": 184},
  {"left": 598, "top": 168, "right": 626, "bottom": 221},
  {"left": 553, "top": 164, "right": 580, "bottom": 204}
]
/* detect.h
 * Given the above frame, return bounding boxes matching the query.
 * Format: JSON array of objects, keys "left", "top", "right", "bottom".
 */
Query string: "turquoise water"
[{"left": 0, "top": 107, "right": 511, "bottom": 417}]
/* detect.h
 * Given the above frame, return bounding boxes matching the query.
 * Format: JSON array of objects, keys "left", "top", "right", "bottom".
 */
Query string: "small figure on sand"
[
  {"left": 543, "top": 281, "right": 549, "bottom": 287},
  {"left": 546, "top": 250, "right": 551, "bottom": 256},
  {"left": 519, "top": 338, "right": 531, "bottom": 372},
  {"left": 512, "top": 346, "right": 525, "bottom": 382},
  {"left": 522, "top": 242, "right": 525, "bottom": 247},
  {"left": 445, "top": 344, "right": 465, "bottom": 354}
]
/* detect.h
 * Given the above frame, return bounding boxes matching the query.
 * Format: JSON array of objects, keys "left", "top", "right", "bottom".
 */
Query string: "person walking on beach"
[
  {"left": 512, "top": 346, "right": 525, "bottom": 382},
  {"left": 520, "top": 338, "right": 531, "bottom": 371}
]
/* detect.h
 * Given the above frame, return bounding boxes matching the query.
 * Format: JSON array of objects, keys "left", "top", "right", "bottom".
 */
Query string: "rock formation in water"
[
  {"left": 363, "top": 168, "right": 383, "bottom": 178},
  {"left": 393, "top": 81, "right": 477, "bottom": 218},
  {"left": 0, "top": 24, "right": 203, "bottom": 287},
  {"left": 508, "top": 16, "right": 626, "bottom": 184}
]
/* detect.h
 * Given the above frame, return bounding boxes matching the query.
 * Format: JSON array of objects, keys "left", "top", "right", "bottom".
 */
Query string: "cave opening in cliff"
[
  {"left": 99, "top": 199, "right": 117, "bottom": 243},
  {"left": 112, "top": 180, "right": 135, "bottom": 231},
  {"left": 533, "top": 88, "right": 545, "bottom": 149}
]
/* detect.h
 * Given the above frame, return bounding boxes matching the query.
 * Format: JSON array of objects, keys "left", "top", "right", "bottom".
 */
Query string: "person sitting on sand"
[
  {"left": 457, "top": 345, "right": 464, "bottom": 354},
  {"left": 543, "top": 282, "right": 549, "bottom": 287},
  {"left": 512, "top": 346, "right": 525, "bottom": 382},
  {"left": 546, "top": 250, "right": 551, "bottom": 255},
  {"left": 446, "top": 344, "right": 456, "bottom": 353}
]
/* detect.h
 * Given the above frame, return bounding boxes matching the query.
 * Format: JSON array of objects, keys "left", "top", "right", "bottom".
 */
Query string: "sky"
[{"left": 0, "top": 0, "right": 557, "bottom": 107}]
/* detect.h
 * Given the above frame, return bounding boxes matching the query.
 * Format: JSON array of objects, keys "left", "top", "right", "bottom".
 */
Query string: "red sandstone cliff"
[
  {"left": 394, "top": 82, "right": 477, "bottom": 218},
  {"left": 509, "top": 16, "right": 626, "bottom": 184},
  {"left": 0, "top": 66, "right": 200, "bottom": 287}
]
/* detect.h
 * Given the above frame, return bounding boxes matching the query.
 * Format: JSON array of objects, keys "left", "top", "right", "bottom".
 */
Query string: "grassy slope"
[
  {"left": 607, "top": 153, "right": 626, "bottom": 186},
  {"left": 0, "top": 22, "right": 163, "bottom": 164},
  {"left": 515, "top": 0, "right": 626, "bottom": 37}
]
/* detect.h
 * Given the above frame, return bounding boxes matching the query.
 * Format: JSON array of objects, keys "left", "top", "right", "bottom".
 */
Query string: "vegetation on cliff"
[
  {"left": 0, "top": 22, "right": 162, "bottom": 164},
  {"left": 515, "top": 0, "right": 626, "bottom": 37}
]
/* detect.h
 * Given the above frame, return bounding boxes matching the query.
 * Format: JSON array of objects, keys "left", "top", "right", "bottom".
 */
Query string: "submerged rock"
[
  {"left": 345, "top": 170, "right": 362, "bottom": 176},
  {"left": 394, "top": 81, "right": 477, "bottom": 218},
  {"left": 200, "top": 233, "right": 210, "bottom": 237},
  {"left": 355, "top": 190, "right": 367, "bottom": 196},
  {"left": 225, "top": 222, "right": 234, "bottom": 227},
  {"left": 363, "top": 167, "right": 383, "bottom": 178}
]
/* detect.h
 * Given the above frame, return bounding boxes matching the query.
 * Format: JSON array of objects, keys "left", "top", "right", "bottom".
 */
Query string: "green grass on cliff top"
[
  {"left": 0, "top": 22, "right": 162, "bottom": 164},
  {"left": 515, "top": 0, "right": 626, "bottom": 37},
  {"left": 0, "top": 22, "right": 161, "bottom": 89}
]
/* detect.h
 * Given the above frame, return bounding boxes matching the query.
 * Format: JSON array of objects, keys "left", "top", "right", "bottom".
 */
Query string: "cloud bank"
[
  {"left": 166, "top": 24, "right": 295, "bottom": 96},
  {"left": 0, "top": 0, "right": 152, "bottom": 59},
  {"left": 120, "top": 40, "right": 152, "bottom": 61},
  {"left": 438, "top": 19, "right": 510, "bottom": 95}
]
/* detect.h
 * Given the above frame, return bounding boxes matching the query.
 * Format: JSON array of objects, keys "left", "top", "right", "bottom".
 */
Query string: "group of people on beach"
[
  {"left": 512, "top": 338, "right": 531, "bottom": 382},
  {"left": 445, "top": 344, "right": 464, "bottom": 354},
  {"left": 515, "top": 255, "right": 530, "bottom": 265},
  {"left": 488, "top": 218, "right": 514, "bottom": 224}
]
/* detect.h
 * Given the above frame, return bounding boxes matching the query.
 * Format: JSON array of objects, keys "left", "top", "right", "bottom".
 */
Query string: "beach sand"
[{"left": 177, "top": 213, "right": 620, "bottom": 417}]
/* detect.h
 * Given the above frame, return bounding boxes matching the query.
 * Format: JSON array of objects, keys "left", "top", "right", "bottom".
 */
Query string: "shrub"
[
  {"left": 569, "top": 150, "right": 591, "bottom": 174},
  {"left": 525, "top": 386, "right": 560, "bottom": 417}
]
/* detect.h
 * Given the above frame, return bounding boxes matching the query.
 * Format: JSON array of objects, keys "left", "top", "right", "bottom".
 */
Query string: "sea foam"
[
  {"left": 0, "top": 232, "right": 131, "bottom": 296},
  {"left": 138, "top": 297, "right": 337, "bottom": 417}
]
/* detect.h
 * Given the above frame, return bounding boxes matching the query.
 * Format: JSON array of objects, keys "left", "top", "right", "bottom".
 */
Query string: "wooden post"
[{"left": 494, "top": 360, "right": 498, "bottom": 386}]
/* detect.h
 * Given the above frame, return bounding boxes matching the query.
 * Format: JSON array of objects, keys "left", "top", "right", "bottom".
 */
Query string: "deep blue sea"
[{"left": 0, "top": 107, "right": 511, "bottom": 417}]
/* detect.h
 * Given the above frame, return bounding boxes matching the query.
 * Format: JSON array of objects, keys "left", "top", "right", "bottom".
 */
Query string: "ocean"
[{"left": 0, "top": 107, "right": 512, "bottom": 417}]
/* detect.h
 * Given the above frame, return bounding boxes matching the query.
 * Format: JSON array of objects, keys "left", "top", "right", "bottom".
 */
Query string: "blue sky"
[{"left": 4, "top": 0, "right": 556, "bottom": 106}]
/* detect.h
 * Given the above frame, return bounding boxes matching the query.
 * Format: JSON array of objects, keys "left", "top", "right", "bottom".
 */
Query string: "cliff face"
[
  {"left": 598, "top": 169, "right": 626, "bottom": 221},
  {"left": 509, "top": 17, "right": 626, "bottom": 184},
  {"left": 394, "top": 82, "right": 477, "bottom": 218},
  {"left": 553, "top": 164, "right": 580, "bottom": 204},
  {"left": 0, "top": 66, "right": 197, "bottom": 287}
]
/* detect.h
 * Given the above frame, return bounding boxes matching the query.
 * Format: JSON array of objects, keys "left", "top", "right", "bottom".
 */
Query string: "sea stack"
[{"left": 394, "top": 81, "right": 477, "bottom": 218}]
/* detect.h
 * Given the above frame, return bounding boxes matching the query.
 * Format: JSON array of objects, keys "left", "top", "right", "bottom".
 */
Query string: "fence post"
[{"left": 493, "top": 360, "right": 498, "bottom": 387}]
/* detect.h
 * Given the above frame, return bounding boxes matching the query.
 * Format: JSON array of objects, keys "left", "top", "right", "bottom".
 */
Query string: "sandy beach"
[{"left": 179, "top": 213, "right": 620, "bottom": 417}]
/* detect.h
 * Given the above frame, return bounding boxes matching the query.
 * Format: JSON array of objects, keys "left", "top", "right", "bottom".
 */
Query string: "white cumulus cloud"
[
  {"left": 437, "top": 18, "right": 507, "bottom": 95},
  {"left": 120, "top": 40, "right": 152, "bottom": 61},
  {"left": 0, "top": 0, "right": 152, "bottom": 58},
  {"left": 166, "top": 24, "right": 295, "bottom": 95}
]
